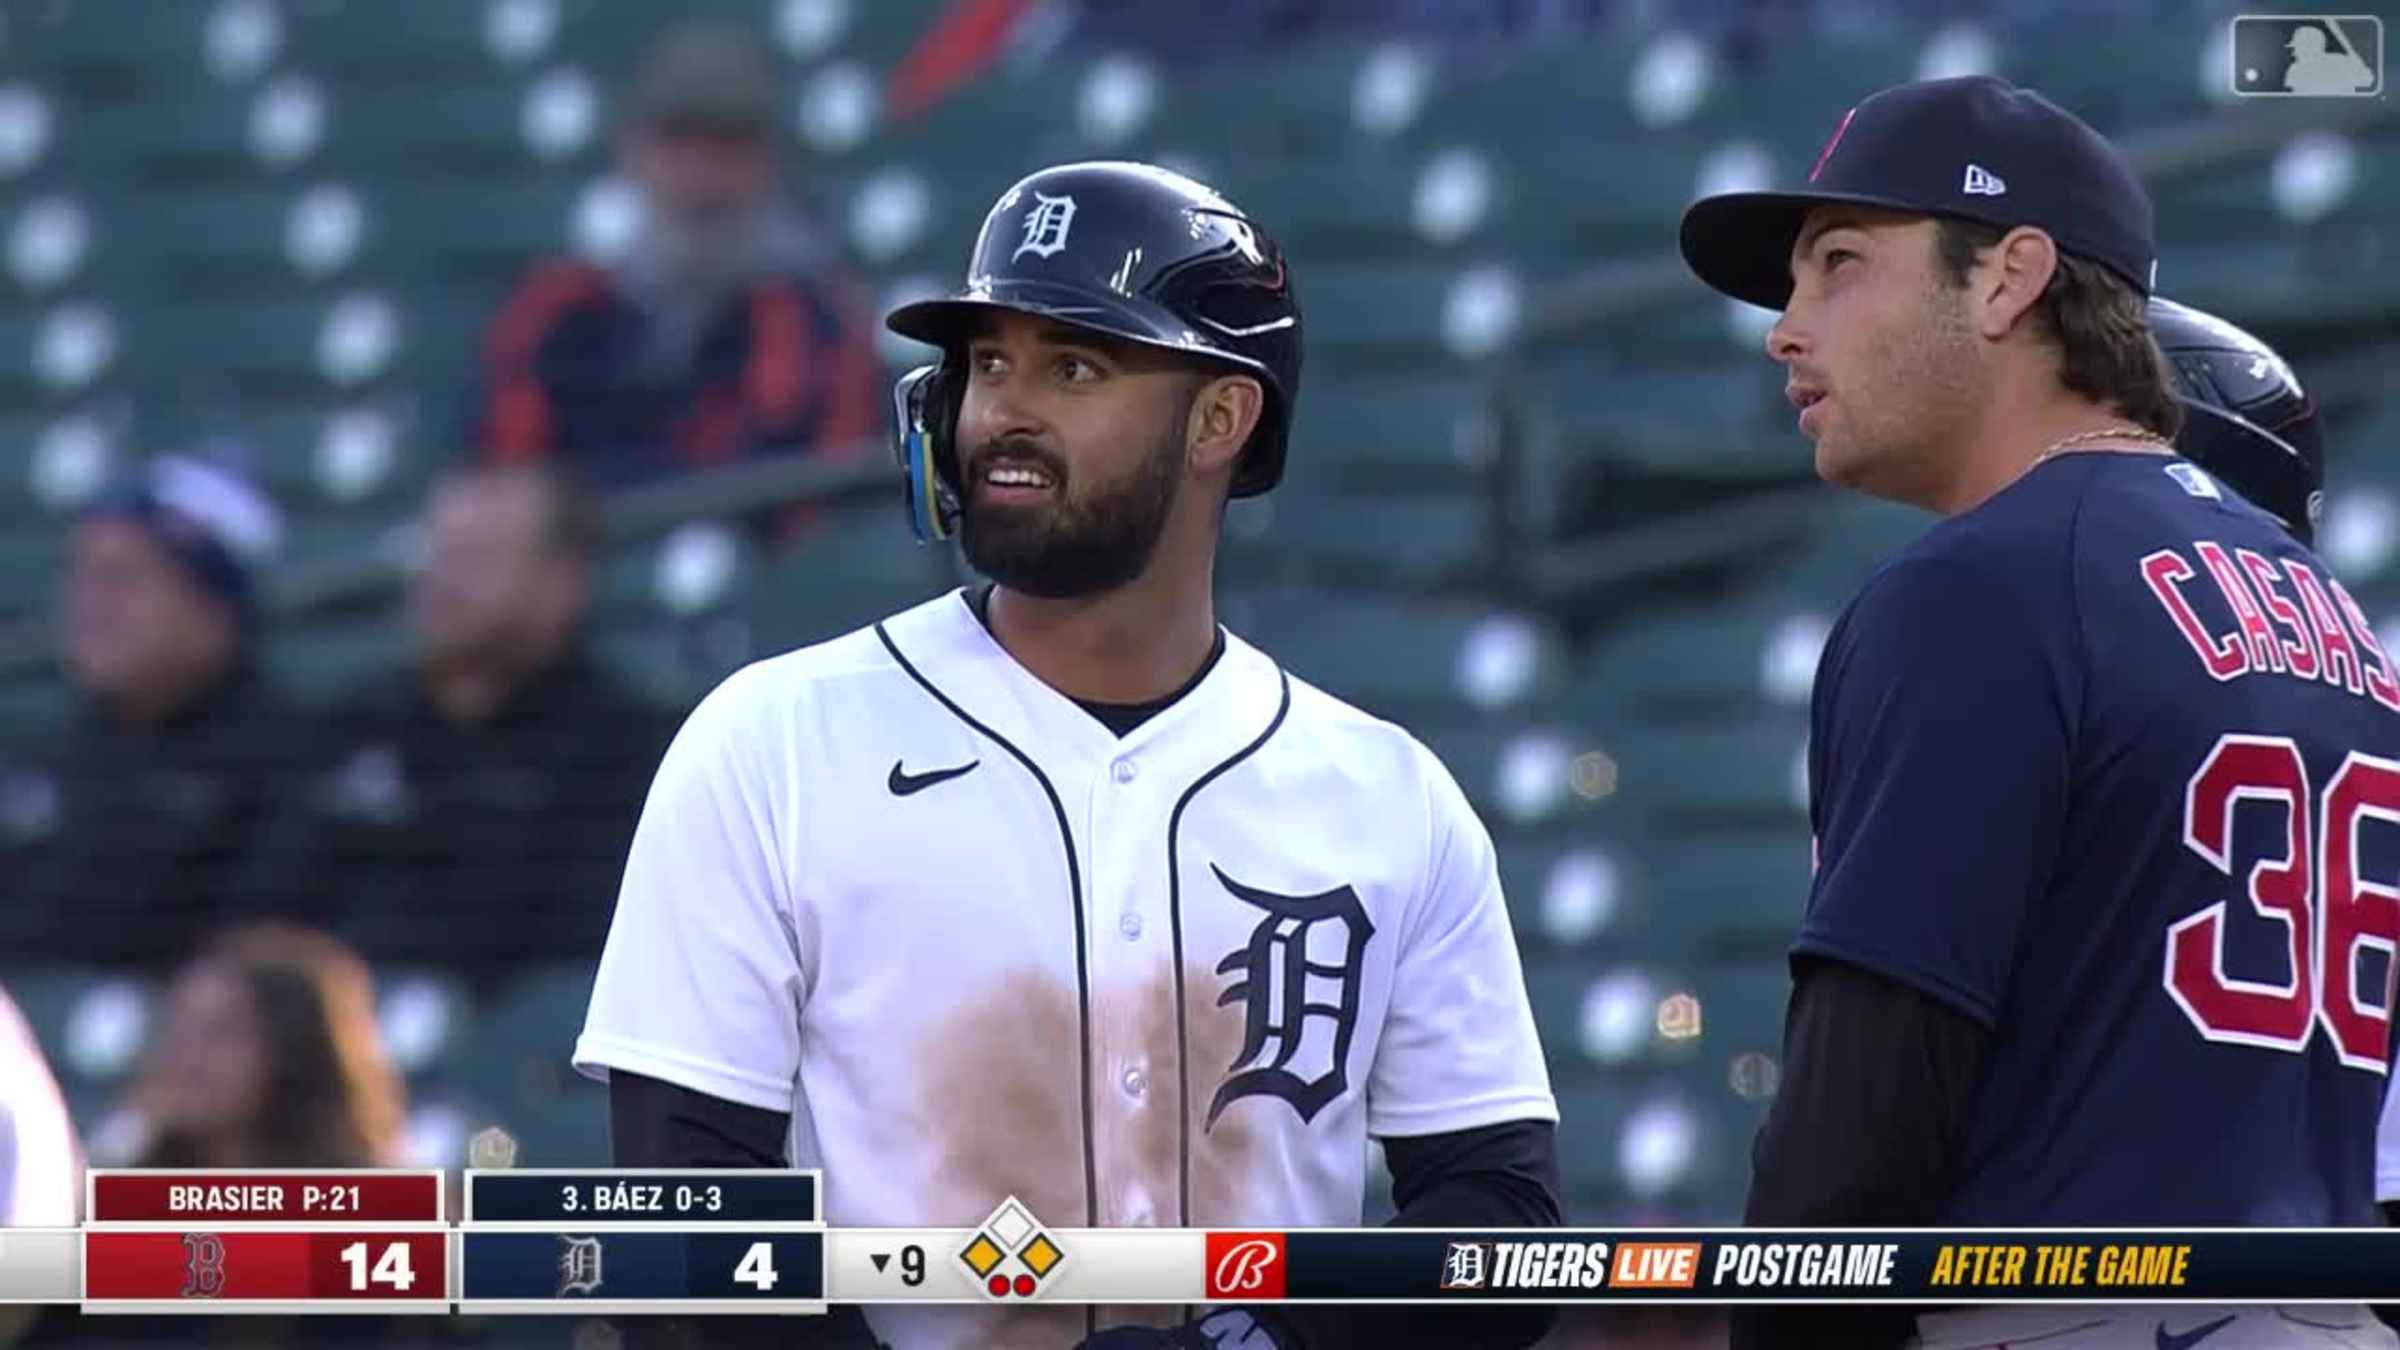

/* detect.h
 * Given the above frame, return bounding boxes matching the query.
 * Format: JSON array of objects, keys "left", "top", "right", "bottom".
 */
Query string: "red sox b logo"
[{"left": 181, "top": 1233, "right": 227, "bottom": 1298}]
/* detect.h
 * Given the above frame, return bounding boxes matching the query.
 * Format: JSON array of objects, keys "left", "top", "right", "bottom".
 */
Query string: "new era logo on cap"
[{"left": 1962, "top": 163, "right": 2007, "bottom": 196}]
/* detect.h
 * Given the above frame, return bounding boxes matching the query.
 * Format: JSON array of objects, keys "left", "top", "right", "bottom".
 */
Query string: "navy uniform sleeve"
[
  {"left": 1734, "top": 958, "right": 1991, "bottom": 1350},
  {"left": 1800, "top": 553, "right": 2074, "bottom": 1025}
]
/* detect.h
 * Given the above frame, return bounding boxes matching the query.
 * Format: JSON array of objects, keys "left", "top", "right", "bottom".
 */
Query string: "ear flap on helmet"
[{"left": 891, "top": 362, "right": 964, "bottom": 543}]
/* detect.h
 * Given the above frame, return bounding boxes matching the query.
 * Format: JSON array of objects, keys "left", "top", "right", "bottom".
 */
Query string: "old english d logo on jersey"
[{"left": 1207, "top": 865, "right": 1374, "bottom": 1129}]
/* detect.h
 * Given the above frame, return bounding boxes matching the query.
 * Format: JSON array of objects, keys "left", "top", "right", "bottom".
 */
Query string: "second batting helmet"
[
  {"left": 884, "top": 161, "right": 1303, "bottom": 543},
  {"left": 2149, "top": 296, "right": 2324, "bottom": 545}
]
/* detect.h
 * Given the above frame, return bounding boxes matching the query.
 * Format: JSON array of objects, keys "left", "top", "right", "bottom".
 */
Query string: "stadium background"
[{"left": 0, "top": 0, "right": 2392, "bottom": 1342}]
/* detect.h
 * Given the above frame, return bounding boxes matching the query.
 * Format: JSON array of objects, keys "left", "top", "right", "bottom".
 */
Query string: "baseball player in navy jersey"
[
  {"left": 577, "top": 161, "right": 1561, "bottom": 1350},
  {"left": 1681, "top": 76, "right": 2400, "bottom": 1349}
]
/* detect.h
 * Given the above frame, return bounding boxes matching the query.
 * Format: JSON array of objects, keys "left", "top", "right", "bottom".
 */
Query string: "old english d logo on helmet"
[
  {"left": 1012, "top": 192, "right": 1078, "bottom": 261},
  {"left": 880, "top": 161, "right": 1305, "bottom": 544}
]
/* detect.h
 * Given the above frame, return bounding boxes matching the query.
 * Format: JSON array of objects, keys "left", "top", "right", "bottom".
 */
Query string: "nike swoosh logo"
[
  {"left": 2156, "top": 1314, "right": 2238, "bottom": 1350},
  {"left": 888, "top": 759, "right": 979, "bottom": 796}
]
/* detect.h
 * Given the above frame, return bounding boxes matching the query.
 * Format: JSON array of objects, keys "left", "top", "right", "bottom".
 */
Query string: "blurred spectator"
[
  {"left": 120, "top": 924, "right": 402, "bottom": 1169},
  {"left": 0, "top": 982, "right": 79, "bottom": 1225},
  {"left": 0, "top": 456, "right": 291, "bottom": 971},
  {"left": 250, "top": 465, "right": 673, "bottom": 985},
  {"left": 470, "top": 23, "right": 878, "bottom": 489},
  {"left": 32, "top": 927, "right": 459, "bottom": 1350}
]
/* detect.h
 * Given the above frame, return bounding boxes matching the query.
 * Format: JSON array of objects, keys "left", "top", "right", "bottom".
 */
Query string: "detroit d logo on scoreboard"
[
  {"left": 557, "top": 1235, "right": 604, "bottom": 1296},
  {"left": 1441, "top": 1242, "right": 1489, "bottom": 1291},
  {"left": 2231, "top": 15, "right": 2382, "bottom": 96}
]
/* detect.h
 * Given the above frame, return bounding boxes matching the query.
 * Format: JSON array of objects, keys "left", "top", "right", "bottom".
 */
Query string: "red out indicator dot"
[
  {"left": 1013, "top": 1274, "right": 1036, "bottom": 1297},
  {"left": 988, "top": 1275, "right": 1009, "bottom": 1296}
]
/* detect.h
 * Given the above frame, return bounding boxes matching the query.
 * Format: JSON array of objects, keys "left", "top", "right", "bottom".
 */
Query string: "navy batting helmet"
[
  {"left": 2149, "top": 296, "right": 2324, "bottom": 545},
  {"left": 884, "top": 161, "right": 1303, "bottom": 542}
]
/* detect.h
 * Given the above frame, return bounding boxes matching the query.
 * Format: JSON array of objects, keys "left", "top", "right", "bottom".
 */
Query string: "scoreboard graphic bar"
[
  {"left": 85, "top": 1169, "right": 444, "bottom": 1224},
  {"left": 80, "top": 1228, "right": 450, "bottom": 1314},
  {"left": 0, "top": 1231, "right": 79, "bottom": 1304},
  {"left": 815, "top": 1227, "right": 2400, "bottom": 1304},
  {"left": 29, "top": 1194, "right": 2400, "bottom": 1311},
  {"left": 466, "top": 1169, "right": 820, "bottom": 1224},
  {"left": 457, "top": 1229, "right": 825, "bottom": 1314},
  {"left": 456, "top": 1170, "right": 826, "bottom": 1315},
  {"left": 825, "top": 1228, "right": 1202, "bottom": 1303}
]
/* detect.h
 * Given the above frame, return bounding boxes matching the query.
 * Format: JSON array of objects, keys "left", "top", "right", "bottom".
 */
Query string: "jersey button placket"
[{"left": 1086, "top": 751, "right": 1151, "bottom": 1226}]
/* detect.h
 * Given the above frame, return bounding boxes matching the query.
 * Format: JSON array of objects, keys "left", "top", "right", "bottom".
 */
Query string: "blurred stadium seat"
[{"left": 457, "top": 961, "right": 608, "bottom": 1167}]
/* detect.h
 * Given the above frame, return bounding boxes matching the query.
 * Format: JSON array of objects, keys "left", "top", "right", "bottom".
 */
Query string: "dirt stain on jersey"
[
  {"left": 1130, "top": 956, "right": 1264, "bottom": 1225},
  {"left": 916, "top": 969, "right": 1087, "bottom": 1350},
  {"left": 913, "top": 960, "right": 1273, "bottom": 1341},
  {"left": 917, "top": 967, "right": 1088, "bottom": 1220}
]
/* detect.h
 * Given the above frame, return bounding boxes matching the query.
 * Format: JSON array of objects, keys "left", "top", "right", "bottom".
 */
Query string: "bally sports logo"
[{"left": 1205, "top": 1232, "right": 1287, "bottom": 1300}]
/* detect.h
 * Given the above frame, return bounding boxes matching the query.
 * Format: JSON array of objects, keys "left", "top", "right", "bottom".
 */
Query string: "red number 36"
[{"left": 2167, "top": 735, "right": 2400, "bottom": 1072}]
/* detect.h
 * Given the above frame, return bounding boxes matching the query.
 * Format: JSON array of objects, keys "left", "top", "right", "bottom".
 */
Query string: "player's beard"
[
  {"left": 1819, "top": 274, "right": 1985, "bottom": 506},
  {"left": 958, "top": 420, "right": 1184, "bottom": 600}
]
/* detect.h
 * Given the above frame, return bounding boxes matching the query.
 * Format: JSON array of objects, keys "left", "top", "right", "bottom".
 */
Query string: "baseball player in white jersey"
[
  {"left": 577, "top": 162, "right": 1562, "bottom": 1350},
  {"left": 0, "top": 982, "right": 79, "bottom": 1227}
]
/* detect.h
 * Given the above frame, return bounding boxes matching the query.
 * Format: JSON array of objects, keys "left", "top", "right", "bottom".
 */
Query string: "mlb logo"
[
  {"left": 2231, "top": 15, "right": 2383, "bottom": 97},
  {"left": 2164, "top": 462, "right": 2223, "bottom": 503}
]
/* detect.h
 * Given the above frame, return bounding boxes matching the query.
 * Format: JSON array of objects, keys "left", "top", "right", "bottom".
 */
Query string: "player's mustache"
[{"left": 966, "top": 437, "right": 1068, "bottom": 485}]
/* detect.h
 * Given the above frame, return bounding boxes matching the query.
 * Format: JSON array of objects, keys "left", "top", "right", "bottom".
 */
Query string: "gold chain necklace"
[{"left": 2028, "top": 424, "right": 2175, "bottom": 473}]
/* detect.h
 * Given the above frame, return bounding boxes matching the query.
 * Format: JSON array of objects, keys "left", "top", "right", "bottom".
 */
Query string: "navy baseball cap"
[{"left": 1680, "top": 75, "right": 2157, "bottom": 311}]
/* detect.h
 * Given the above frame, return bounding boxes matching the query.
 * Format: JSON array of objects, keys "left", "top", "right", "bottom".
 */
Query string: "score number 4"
[
  {"left": 730, "top": 1241, "right": 924, "bottom": 1293},
  {"left": 734, "top": 1242, "right": 779, "bottom": 1291}
]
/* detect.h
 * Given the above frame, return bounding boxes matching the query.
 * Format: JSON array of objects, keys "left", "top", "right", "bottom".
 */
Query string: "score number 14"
[{"left": 338, "top": 1241, "right": 417, "bottom": 1291}]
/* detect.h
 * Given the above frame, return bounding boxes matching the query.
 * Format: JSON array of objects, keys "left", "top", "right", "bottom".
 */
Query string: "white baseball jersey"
[
  {"left": 0, "top": 983, "right": 79, "bottom": 1226},
  {"left": 576, "top": 590, "right": 1557, "bottom": 1350}
]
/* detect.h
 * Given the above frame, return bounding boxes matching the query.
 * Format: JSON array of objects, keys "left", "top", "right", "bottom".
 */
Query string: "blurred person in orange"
[
  {"left": 247, "top": 464, "right": 672, "bottom": 984},
  {"left": 0, "top": 455, "right": 292, "bottom": 971},
  {"left": 469, "top": 23, "right": 878, "bottom": 489}
]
